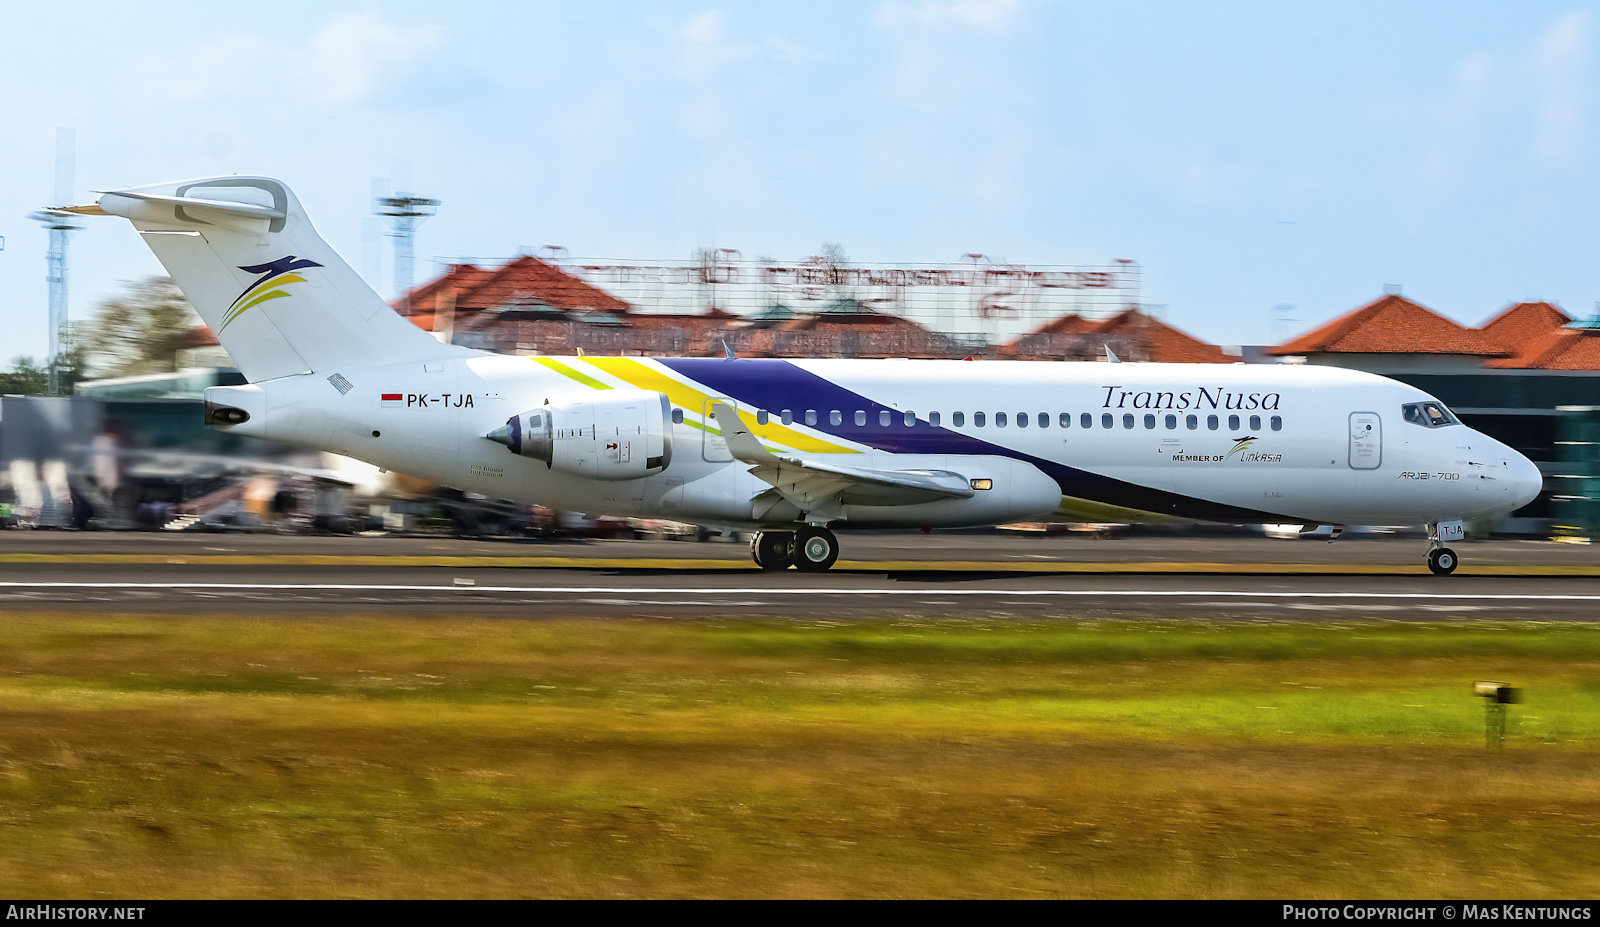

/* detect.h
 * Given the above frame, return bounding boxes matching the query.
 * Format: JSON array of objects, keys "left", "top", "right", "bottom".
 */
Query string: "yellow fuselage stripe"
[
  {"left": 532, "top": 356, "right": 612, "bottom": 391},
  {"left": 577, "top": 356, "right": 858, "bottom": 454}
]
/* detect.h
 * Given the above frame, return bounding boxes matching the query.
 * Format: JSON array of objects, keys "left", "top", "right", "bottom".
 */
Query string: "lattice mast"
[
  {"left": 375, "top": 191, "right": 439, "bottom": 315},
  {"left": 31, "top": 129, "right": 81, "bottom": 396}
]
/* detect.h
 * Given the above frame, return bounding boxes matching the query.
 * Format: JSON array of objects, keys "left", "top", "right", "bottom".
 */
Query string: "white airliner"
[{"left": 65, "top": 176, "right": 1543, "bottom": 574}]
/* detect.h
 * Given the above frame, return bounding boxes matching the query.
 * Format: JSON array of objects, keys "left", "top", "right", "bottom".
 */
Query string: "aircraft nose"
[{"left": 1510, "top": 453, "right": 1542, "bottom": 511}]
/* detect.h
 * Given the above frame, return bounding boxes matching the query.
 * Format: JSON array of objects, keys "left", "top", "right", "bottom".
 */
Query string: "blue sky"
[{"left": 3, "top": 1, "right": 1598, "bottom": 362}]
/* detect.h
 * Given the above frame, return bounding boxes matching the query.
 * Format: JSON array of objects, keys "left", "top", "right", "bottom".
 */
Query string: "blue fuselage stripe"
[{"left": 656, "top": 358, "right": 1287, "bottom": 522}]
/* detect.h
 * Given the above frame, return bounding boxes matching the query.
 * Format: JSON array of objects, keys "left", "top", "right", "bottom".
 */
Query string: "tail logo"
[{"left": 221, "top": 256, "right": 324, "bottom": 332}]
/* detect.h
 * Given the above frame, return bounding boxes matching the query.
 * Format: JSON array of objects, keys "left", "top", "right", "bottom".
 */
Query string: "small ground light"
[{"left": 1475, "top": 681, "right": 1519, "bottom": 751}]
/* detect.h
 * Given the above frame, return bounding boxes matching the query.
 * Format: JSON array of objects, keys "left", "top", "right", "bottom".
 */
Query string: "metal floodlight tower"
[
  {"left": 32, "top": 128, "right": 79, "bottom": 396},
  {"left": 375, "top": 192, "right": 439, "bottom": 314},
  {"left": 30, "top": 208, "right": 81, "bottom": 396}
]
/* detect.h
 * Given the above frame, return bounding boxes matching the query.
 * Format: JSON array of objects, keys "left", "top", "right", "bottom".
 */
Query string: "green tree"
[
  {"left": 0, "top": 340, "right": 85, "bottom": 396},
  {"left": 56, "top": 323, "right": 89, "bottom": 393},
  {"left": 0, "top": 356, "right": 48, "bottom": 395},
  {"left": 80, "top": 277, "right": 203, "bottom": 377}
]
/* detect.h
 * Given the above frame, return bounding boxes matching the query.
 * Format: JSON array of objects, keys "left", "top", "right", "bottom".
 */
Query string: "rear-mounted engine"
[{"left": 486, "top": 389, "right": 672, "bottom": 480}]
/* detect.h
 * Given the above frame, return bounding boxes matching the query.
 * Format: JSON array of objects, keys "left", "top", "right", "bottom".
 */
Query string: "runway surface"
[{"left": 0, "top": 530, "right": 1597, "bottom": 619}]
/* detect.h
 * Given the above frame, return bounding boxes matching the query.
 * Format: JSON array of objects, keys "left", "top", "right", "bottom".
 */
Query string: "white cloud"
[
  {"left": 303, "top": 13, "right": 445, "bottom": 106},
  {"left": 1408, "top": 53, "right": 1498, "bottom": 195},
  {"left": 1394, "top": 10, "right": 1593, "bottom": 208},
  {"left": 875, "top": 0, "right": 1026, "bottom": 33},
  {"left": 138, "top": 12, "right": 444, "bottom": 108},
  {"left": 1531, "top": 9, "right": 1591, "bottom": 164},
  {"left": 670, "top": 8, "right": 812, "bottom": 82},
  {"left": 872, "top": 0, "right": 1034, "bottom": 111},
  {"left": 675, "top": 9, "right": 738, "bottom": 80}
]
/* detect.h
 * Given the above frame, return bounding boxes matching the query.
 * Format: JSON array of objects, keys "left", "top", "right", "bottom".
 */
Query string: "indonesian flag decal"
[{"left": 381, "top": 393, "right": 404, "bottom": 408}]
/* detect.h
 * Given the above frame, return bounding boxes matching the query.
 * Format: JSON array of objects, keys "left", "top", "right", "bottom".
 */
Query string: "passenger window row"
[{"left": 704, "top": 408, "right": 1285, "bottom": 433}]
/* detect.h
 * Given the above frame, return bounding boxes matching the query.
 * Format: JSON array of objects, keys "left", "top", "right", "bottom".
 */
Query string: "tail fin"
[{"left": 86, "top": 176, "right": 467, "bottom": 382}]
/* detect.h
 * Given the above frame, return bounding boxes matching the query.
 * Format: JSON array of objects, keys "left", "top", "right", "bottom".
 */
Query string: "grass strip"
[{"left": 0, "top": 613, "right": 1597, "bottom": 898}]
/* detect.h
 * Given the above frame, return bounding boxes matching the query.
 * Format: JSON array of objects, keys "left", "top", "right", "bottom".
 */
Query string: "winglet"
[{"left": 710, "top": 402, "right": 778, "bottom": 464}]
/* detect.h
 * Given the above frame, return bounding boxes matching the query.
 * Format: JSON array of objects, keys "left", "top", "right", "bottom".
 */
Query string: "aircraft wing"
[{"left": 710, "top": 402, "right": 972, "bottom": 522}]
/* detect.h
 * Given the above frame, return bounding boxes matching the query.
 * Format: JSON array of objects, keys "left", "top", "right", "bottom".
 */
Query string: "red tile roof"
[
  {"left": 1271, "top": 294, "right": 1510, "bottom": 357},
  {"left": 1479, "top": 301, "right": 1573, "bottom": 362},
  {"left": 452, "top": 254, "right": 631, "bottom": 315},
  {"left": 1487, "top": 326, "right": 1600, "bottom": 369},
  {"left": 394, "top": 263, "right": 493, "bottom": 317},
  {"left": 1091, "top": 309, "right": 1239, "bottom": 363},
  {"left": 392, "top": 256, "right": 631, "bottom": 322},
  {"left": 399, "top": 261, "right": 1241, "bottom": 362},
  {"left": 776, "top": 313, "right": 932, "bottom": 333},
  {"left": 999, "top": 314, "right": 1101, "bottom": 358},
  {"left": 1019, "top": 313, "right": 1099, "bottom": 336},
  {"left": 626, "top": 306, "right": 738, "bottom": 329},
  {"left": 1000, "top": 310, "right": 1236, "bottom": 362},
  {"left": 733, "top": 309, "right": 954, "bottom": 358}
]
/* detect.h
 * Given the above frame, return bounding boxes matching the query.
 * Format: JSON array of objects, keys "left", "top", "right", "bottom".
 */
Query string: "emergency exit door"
[{"left": 702, "top": 397, "right": 736, "bottom": 462}]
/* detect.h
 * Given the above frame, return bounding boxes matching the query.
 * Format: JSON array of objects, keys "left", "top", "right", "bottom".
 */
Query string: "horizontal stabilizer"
[
  {"left": 97, "top": 188, "right": 287, "bottom": 221},
  {"left": 74, "top": 174, "right": 471, "bottom": 382}
]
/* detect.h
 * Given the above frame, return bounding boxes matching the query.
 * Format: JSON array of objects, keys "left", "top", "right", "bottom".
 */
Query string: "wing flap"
[{"left": 711, "top": 402, "right": 973, "bottom": 518}]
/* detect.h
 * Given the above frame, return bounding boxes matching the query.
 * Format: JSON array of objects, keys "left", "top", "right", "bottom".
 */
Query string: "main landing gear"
[
  {"left": 750, "top": 526, "right": 840, "bottom": 572},
  {"left": 751, "top": 530, "right": 794, "bottom": 570}
]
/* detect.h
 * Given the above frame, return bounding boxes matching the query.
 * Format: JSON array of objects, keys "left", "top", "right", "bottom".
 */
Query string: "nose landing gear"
[{"left": 1426, "top": 520, "right": 1462, "bottom": 575}]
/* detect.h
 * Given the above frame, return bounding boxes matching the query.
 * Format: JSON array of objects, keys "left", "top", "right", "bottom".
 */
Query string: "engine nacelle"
[{"left": 488, "top": 389, "right": 672, "bottom": 481}]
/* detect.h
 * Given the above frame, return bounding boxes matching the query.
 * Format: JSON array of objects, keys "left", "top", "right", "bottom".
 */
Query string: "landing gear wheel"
[
  {"left": 751, "top": 531, "right": 795, "bottom": 570},
  {"left": 1428, "top": 547, "right": 1458, "bottom": 576},
  {"left": 792, "top": 526, "right": 839, "bottom": 572}
]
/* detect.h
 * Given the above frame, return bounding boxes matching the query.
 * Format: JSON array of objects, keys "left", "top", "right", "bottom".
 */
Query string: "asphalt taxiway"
[{"left": 0, "top": 530, "right": 1597, "bottom": 620}]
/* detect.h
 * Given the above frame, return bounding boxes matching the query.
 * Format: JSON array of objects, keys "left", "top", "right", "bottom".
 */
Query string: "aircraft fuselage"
[
  {"left": 74, "top": 173, "right": 1543, "bottom": 574},
  {"left": 206, "top": 353, "right": 1542, "bottom": 532}
]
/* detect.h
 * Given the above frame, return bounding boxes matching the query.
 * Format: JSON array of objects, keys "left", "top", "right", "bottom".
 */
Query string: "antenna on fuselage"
[{"left": 1104, "top": 345, "right": 1121, "bottom": 363}]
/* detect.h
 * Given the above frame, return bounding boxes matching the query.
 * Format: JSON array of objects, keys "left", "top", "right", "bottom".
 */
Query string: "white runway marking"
[{"left": 0, "top": 581, "right": 1598, "bottom": 602}]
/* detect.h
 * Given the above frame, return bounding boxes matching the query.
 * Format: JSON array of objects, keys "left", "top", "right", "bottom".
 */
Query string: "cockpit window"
[{"left": 1401, "top": 401, "right": 1459, "bottom": 428}]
